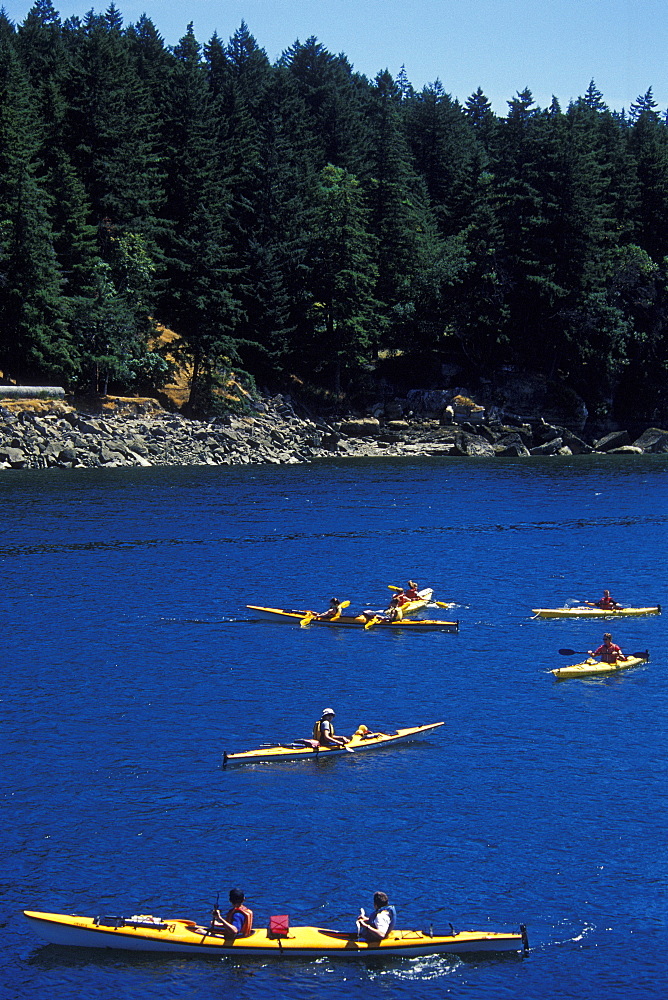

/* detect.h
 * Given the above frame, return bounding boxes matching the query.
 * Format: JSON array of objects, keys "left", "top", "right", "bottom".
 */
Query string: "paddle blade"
[
  {"left": 434, "top": 601, "right": 454, "bottom": 609},
  {"left": 300, "top": 612, "right": 314, "bottom": 628},
  {"left": 388, "top": 585, "right": 402, "bottom": 591},
  {"left": 558, "top": 648, "right": 583, "bottom": 655},
  {"left": 364, "top": 616, "right": 380, "bottom": 630}
]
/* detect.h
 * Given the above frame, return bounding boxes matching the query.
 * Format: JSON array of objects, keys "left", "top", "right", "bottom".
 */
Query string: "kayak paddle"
[
  {"left": 364, "top": 615, "right": 382, "bottom": 630},
  {"left": 558, "top": 647, "right": 648, "bottom": 657},
  {"left": 301, "top": 600, "right": 350, "bottom": 627}
]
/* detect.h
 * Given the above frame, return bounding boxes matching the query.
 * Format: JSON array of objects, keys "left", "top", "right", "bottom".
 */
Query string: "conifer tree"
[
  {"left": 307, "top": 163, "right": 379, "bottom": 392},
  {"left": 404, "top": 81, "right": 484, "bottom": 236},
  {"left": 158, "top": 23, "right": 246, "bottom": 410},
  {"left": 362, "top": 69, "right": 441, "bottom": 351},
  {"left": 280, "top": 36, "right": 368, "bottom": 172},
  {"left": 0, "top": 15, "right": 74, "bottom": 382},
  {"left": 62, "top": 6, "right": 163, "bottom": 234},
  {"left": 628, "top": 88, "right": 668, "bottom": 262}
]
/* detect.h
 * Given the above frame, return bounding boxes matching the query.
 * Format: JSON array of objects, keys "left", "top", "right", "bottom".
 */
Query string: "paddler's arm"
[
  {"left": 322, "top": 733, "right": 349, "bottom": 746},
  {"left": 356, "top": 915, "right": 386, "bottom": 941},
  {"left": 210, "top": 909, "right": 241, "bottom": 937}
]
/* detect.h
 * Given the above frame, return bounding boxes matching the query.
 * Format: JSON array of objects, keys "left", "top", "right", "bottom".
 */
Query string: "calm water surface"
[{"left": 1, "top": 455, "right": 667, "bottom": 999}]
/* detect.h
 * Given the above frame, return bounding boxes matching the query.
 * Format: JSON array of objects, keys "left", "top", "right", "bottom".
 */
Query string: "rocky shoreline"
[{"left": 1, "top": 394, "right": 668, "bottom": 471}]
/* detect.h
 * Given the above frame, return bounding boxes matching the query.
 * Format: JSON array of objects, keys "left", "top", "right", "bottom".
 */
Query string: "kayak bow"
[{"left": 223, "top": 721, "right": 445, "bottom": 765}]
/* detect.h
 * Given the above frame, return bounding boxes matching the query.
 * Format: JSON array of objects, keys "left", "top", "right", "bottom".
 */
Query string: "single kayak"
[
  {"left": 390, "top": 587, "right": 434, "bottom": 615},
  {"left": 223, "top": 721, "right": 445, "bottom": 765},
  {"left": 533, "top": 606, "right": 660, "bottom": 619},
  {"left": 550, "top": 652, "right": 649, "bottom": 680},
  {"left": 23, "top": 909, "right": 528, "bottom": 958},
  {"left": 246, "top": 606, "right": 459, "bottom": 631}
]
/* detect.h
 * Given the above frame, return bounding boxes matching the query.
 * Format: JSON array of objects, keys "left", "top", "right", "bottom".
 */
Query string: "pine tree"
[
  {"left": 157, "top": 23, "right": 246, "bottom": 410},
  {"left": 306, "top": 163, "right": 379, "bottom": 392},
  {"left": 62, "top": 7, "right": 163, "bottom": 234},
  {"left": 628, "top": 88, "right": 668, "bottom": 261},
  {"left": 404, "top": 81, "right": 484, "bottom": 236},
  {"left": 280, "top": 36, "right": 368, "bottom": 172},
  {"left": 362, "top": 69, "right": 441, "bottom": 352},
  {"left": 0, "top": 16, "right": 75, "bottom": 382}
]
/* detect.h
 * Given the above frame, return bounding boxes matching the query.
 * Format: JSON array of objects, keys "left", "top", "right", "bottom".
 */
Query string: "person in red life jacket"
[
  {"left": 314, "top": 598, "right": 343, "bottom": 620},
  {"left": 386, "top": 591, "right": 409, "bottom": 612},
  {"left": 357, "top": 890, "right": 396, "bottom": 942},
  {"left": 404, "top": 581, "right": 420, "bottom": 600},
  {"left": 586, "top": 590, "right": 623, "bottom": 610},
  {"left": 313, "top": 708, "right": 349, "bottom": 747},
  {"left": 211, "top": 888, "right": 253, "bottom": 937},
  {"left": 588, "top": 633, "right": 627, "bottom": 663}
]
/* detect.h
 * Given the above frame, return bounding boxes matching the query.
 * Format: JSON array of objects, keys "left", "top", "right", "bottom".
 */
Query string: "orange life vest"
[{"left": 226, "top": 903, "right": 253, "bottom": 936}]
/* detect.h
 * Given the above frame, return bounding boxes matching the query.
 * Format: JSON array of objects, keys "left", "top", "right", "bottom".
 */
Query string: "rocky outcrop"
[
  {"left": 632, "top": 428, "right": 668, "bottom": 453},
  {"left": 593, "top": 430, "right": 631, "bottom": 452},
  {"left": 1, "top": 394, "right": 667, "bottom": 472}
]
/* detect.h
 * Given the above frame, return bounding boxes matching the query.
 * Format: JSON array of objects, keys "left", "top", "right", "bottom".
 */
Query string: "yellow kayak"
[
  {"left": 223, "top": 721, "right": 445, "bottom": 765},
  {"left": 247, "top": 606, "right": 459, "bottom": 631},
  {"left": 533, "top": 606, "right": 660, "bottom": 619},
  {"left": 550, "top": 652, "right": 649, "bottom": 680},
  {"left": 390, "top": 587, "right": 434, "bottom": 615},
  {"left": 24, "top": 909, "right": 528, "bottom": 958}
]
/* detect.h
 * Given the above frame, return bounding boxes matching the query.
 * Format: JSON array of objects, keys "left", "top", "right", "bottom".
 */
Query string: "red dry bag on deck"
[{"left": 268, "top": 914, "right": 290, "bottom": 938}]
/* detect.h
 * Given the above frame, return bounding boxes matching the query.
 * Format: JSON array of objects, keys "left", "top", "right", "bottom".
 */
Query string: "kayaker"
[
  {"left": 386, "top": 597, "right": 404, "bottom": 621},
  {"left": 587, "top": 590, "right": 624, "bottom": 610},
  {"left": 588, "top": 633, "right": 627, "bottom": 663},
  {"left": 357, "top": 891, "right": 396, "bottom": 942},
  {"left": 210, "top": 888, "right": 254, "bottom": 937},
  {"left": 313, "top": 707, "right": 349, "bottom": 747},
  {"left": 314, "top": 598, "right": 343, "bottom": 620},
  {"left": 404, "top": 581, "right": 420, "bottom": 600}
]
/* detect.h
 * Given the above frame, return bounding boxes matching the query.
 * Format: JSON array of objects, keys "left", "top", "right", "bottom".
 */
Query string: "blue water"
[{"left": 1, "top": 455, "right": 667, "bottom": 999}]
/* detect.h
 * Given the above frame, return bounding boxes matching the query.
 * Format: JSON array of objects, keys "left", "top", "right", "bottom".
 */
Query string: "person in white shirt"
[{"left": 356, "top": 891, "right": 396, "bottom": 942}]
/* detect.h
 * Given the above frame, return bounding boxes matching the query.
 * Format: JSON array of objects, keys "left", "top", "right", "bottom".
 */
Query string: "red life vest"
[{"left": 226, "top": 904, "right": 253, "bottom": 936}]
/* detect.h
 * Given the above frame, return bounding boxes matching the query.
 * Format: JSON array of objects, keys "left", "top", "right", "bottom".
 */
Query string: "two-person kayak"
[
  {"left": 23, "top": 909, "right": 528, "bottom": 958},
  {"left": 550, "top": 652, "right": 649, "bottom": 680},
  {"left": 223, "top": 721, "right": 444, "bottom": 765},
  {"left": 246, "top": 606, "right": 459, "bottom": 631}
]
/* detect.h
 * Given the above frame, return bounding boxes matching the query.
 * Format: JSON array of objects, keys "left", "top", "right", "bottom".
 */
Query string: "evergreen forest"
[{"left": 2, "top": 2, "right": 668, "bottom": 423}]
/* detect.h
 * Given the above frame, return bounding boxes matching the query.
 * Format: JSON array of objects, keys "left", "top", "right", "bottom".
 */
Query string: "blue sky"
[{"left": 3, "top": 0, "right": 667, "bottom": 114}]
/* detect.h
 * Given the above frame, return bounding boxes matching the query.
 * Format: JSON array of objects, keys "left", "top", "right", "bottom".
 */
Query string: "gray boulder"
[
  {"left": 0, "top": 445, "right": 27, "bottom": 467},
  {"left": 632, "top": 428, "right": 668, "bottom": 453},
  {"left": 453, "top": 431, "right": 496, "bottom": 457},
  {"left": 593, "top": 430, "right": 631, "bottom": 452},
  {"left": 339, "top": 417, "right": 381, "bottom": 437},
  {"left": 530, "top": 438, "right": 563, "bottom": 456},
  {"left": 494, "top": 434, "right": 530, "bottom": 457}
]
